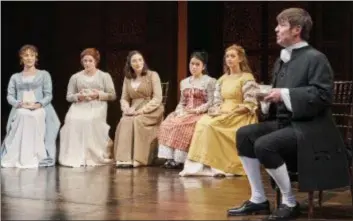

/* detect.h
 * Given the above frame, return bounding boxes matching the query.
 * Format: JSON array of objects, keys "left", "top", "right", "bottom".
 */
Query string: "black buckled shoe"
[
  {"left": 227, "top": 200, "right": 271, "bottom": 216},
  {"left": 267, "top": 202, "right": 300, "bottom": 220}
]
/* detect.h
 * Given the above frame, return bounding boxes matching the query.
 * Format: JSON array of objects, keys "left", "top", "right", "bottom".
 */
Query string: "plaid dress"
[{"left": 158, "top": 75, "right": 216, "bottom": 153}]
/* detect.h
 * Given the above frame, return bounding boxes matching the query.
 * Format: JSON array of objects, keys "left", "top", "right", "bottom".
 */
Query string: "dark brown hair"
[
  {"left": 276, "top": 8, "right": 313, "bottom": 41},
  {"left": 124, "top": 50, "right": 149, "bottom": 79},
  {"left": 80, "top": 48, "right": 100, "bottom": 65}
]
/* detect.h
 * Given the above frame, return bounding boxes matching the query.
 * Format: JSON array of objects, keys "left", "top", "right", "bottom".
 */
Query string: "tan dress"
[{"left": 114, "top": 71, "right": 164, "bottom": 166}]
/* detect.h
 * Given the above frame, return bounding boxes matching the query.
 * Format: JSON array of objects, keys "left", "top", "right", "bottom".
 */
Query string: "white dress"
[
  {"left": 59, "top": 70, "right": 116, "bottom": 167},
  {"left": 1, "top": 75, "right": 47, "bottom": 168}
]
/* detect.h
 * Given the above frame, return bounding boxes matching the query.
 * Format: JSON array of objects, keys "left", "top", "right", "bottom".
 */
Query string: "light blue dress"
[{"left": 1, "top": 70, "right": 60, "bottom": 167}]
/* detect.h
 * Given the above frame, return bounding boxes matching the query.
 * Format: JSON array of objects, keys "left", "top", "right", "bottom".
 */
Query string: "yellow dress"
[{"left": 180, "top": 73, "right": 258, "bottom": 176}]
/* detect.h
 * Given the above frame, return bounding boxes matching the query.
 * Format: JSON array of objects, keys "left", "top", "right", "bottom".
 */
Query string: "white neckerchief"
[{"left": 280, "top": 41, "right": 309, "bottom": 63}]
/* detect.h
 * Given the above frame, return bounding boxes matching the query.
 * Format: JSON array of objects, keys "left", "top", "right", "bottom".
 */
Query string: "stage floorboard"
[{"left": 1, "top": 166, "right": 352, "bottom": 220}]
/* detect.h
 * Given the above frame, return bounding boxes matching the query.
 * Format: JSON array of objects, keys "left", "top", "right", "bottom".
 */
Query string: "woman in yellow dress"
[{"left": 179, "top": 44, "right": 259, "bottom": 177}]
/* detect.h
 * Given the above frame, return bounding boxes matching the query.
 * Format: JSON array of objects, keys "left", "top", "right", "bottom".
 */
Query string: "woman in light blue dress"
[{"left": 1, "top": 45, "right": 60, "bottom": 168}]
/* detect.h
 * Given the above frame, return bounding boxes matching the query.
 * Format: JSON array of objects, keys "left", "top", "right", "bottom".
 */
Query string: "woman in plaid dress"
[{"left": 157, "top": 52, "right": 216, "bottom": 169}]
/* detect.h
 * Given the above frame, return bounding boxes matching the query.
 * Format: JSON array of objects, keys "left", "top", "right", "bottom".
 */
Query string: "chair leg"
[
  {"left": 349, "top": 167, "right": 353, "bottom": 213},
  {"left": 308, "top": 191, "right": 314, "bottom": 219},
  {"left": 276, "top": 187, "right": 281, "bottom": 208},
  {"left": 318, "top": 191, "right": 323, "bottom": 208}
]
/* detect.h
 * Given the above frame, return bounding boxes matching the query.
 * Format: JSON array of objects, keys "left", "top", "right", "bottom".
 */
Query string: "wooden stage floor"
[{"left": 1, "top": 165, "right": 352, "bottom": 220}]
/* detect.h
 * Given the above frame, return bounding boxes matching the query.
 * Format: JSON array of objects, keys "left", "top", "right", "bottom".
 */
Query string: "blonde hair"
[
  {"left": 18, "top": 44, "right": 38, "bottom": 66},
  {"left": 223, "top": 44, "right": 252, "bottom": 75}
]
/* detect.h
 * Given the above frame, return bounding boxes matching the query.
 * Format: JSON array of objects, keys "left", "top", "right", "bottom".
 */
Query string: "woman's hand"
[
  {"left": 88, "top": 89, "right": 100, "bottom": 100},
  {"left": 133, "top": 109, "right": 144, "bottom": 116},
  {"left": 124, "top": 107, "right": 136, "bottom": 116},
  {"left": 30, "top": 103, "right": 42, "bottom": 110},
  {"left": 185, "top": 109, "right": 199, "bottom": 114}
]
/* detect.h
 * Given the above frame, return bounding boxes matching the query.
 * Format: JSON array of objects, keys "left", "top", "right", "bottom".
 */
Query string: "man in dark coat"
[{"left": 227, "top": 8, "right": 350, "bottom": 220}]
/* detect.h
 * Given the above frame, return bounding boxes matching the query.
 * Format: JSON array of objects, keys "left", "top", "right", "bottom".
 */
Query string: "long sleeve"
[
  {"left": 237, "top": 79, "right": 259, "bottom": 114},
  {"left": 98, "top": 73, "right": 116, "bottom": 101},
  {"left": 141, "top": 72, "right": 163, "bottom": 114},
  {"left": 194, "top": 77, "right": 216, "bottom": 113},
  {"left": 289, "top": 53, "right": 333, "bottom": 120},
  {"left": 236, "top": 79, "right": 259, "bottom": 113},
  {"left": 66, "top": 74, "right": 79, "bottom": 102},
  {"left": 212, "top": 80, "right": 223, "bottom": 108},
  {"left": 37, "top": 71, "right": 53, "bottom": 107},
  {"left": 120, "top": 78, "right": 131, "bottom": 112},
  {"left": 174, "top": 81, "right": 187, "bottom": 115},
  {"left": 7, "top": 74, "right": 21, "bottom": 108}
]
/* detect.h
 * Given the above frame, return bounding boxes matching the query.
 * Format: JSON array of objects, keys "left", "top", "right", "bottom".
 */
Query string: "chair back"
[
  {"left": 161, "top": 82, "right": 169, "bottom": 107},
  {"left": 332, "top": 81, "right": 353, "bottom": 162}
]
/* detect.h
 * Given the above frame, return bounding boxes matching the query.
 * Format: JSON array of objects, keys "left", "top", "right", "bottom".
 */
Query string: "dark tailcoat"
[{"left": 270, "top": 45, "right": 350, "bottom": 192}]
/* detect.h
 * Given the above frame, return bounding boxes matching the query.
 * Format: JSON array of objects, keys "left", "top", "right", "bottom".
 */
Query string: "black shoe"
[
  {"left": 267, "top": 202, "right": 301, "bottom": 220},
  {"left": 227, "top": 200, "right": 271, "bottom": 216},
  {"left": 116, "top": 164, "right": 133, "bottom": 168},
  {"left": 161, "top": 159, "right": 174, "bottom": 169},
  {"left": 170, "top": 162, "right": 183, "bottom": 170}
]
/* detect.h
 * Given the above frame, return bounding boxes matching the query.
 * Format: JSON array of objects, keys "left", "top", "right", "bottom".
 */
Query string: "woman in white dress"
[
  {"left": 1, "top": 44, "right": 60, "bottom": 168},
  {"left": 59, "top": 48, "right": 116, "bottom": 167}
]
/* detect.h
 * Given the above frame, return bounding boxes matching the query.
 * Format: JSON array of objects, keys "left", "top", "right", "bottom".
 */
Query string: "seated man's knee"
[
  {"left": 236, "top": 125, "right": 253, "bottom": 143},
  {"left": 236, "top": 125, "right": 255, "bottom": 156}
]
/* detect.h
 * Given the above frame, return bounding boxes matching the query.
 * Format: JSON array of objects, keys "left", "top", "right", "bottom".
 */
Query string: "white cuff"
[
  {"left": 280, "top": 88, "right": 292, "bottom": 112},
  {"left": 260, "top": 101, "right": 270, "bottom": 114}
]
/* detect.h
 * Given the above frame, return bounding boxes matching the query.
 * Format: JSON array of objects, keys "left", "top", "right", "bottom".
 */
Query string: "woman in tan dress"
[
  {"left": 157, "top": 52, "right": 216, "bottom": 169},
  {"left": 179, "top": 44, "right": 259, "bottom": 177},
  {"left": 114, "top": 51, "right": 164, "bottom": 168}
]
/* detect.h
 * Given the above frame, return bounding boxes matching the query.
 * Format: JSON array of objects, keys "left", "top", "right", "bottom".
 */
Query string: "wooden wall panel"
[
  {"left": 318, "top": 2, "right": 352, "bottom": 80},
  {"left": 223, "top": 2, "right": 262, "bottom": 50}
]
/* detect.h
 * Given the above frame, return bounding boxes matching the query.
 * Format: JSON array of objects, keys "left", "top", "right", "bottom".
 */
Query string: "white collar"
[{"left": 280, "top": 41, "right": 309, "bottom": 63}]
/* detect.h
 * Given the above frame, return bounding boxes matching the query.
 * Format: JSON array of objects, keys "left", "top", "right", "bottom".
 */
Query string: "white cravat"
[
  {"left": 280, "top": 41, "right": 309, "bottom": 63},
  {"left": 261, "top": 41, "right": 309, "bottom": 114}
]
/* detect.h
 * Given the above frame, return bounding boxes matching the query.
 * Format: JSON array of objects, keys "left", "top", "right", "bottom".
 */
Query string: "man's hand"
[{"left": 264, "top": 88, "right": 282, "bottom": 103}]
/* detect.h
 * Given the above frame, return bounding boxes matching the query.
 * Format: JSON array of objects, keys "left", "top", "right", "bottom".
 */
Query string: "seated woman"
[
  {"left": 158, "top": 51, "right": 216, "bottom": 169},
  {"left": 59, "top": 48, "right": 116, "bottom": 167},
  {"left": 1, "top": 44, "right": 60, "bottom": 168},
  {"left": 114, "top": 50, "right": 164, "bottom": 168},
  {"left": 179, "top": 44, "right": 259, "bottom": 177}
]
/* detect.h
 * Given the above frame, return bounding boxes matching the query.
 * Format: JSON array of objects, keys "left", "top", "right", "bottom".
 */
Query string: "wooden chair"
[
  {"left": 270, "top": 81, "right": 353, "bottom": 219},
  {"left": 161, "top": 82, "right": 170, "bottom": 108},
  {"left": 148, "top": 81, "right": 169, "bottom": 165}
]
